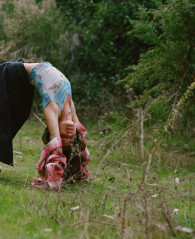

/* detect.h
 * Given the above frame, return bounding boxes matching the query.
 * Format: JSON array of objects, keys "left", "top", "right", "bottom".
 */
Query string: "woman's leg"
[{"left": 43, "top": 101, "right": 61, "bottom": 140}]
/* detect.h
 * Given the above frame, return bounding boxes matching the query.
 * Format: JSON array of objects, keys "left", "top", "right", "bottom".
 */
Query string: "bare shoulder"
[{"left": 23, "top": 63, "right": 39, "bottom": 75}]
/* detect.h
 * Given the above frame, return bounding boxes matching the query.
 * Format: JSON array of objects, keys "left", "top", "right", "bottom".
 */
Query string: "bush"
[
  {"left": 0, "top": 0, "right": 70, "bottom": 71},
  {"left": 56, "top": 0, "right": 154, "bottom": 107},
  {"left": 123, "top": 0, "right": 195, "bottom": 125}
]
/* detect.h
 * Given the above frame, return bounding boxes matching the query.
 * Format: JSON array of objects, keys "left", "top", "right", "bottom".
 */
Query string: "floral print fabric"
[{"left": 31, "top": 123, "right": 90, "bottom": 190}]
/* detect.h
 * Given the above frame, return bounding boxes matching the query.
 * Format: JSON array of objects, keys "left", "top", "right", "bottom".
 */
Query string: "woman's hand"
[{"left": 59, "top": 120, "right": 76, "bottom": 147}]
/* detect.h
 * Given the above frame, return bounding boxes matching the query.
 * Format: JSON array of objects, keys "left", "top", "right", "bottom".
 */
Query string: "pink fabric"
[
  {"left": 75, "top": 122, "right": 87, "bottom": 137},
  {"left": 31, "top": 123, "right": 90, "bottom": 190},
  {"left": 31, "top": 137, "right": 66, "bottom": 190},
  {"left": 75, "top": 122, "right": 90, "bottom": 181}
]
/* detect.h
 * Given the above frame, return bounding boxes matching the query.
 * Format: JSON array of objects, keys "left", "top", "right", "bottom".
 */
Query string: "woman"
[
  {"left": 0, "top": 60, "right": 90, "bottom": 190},
  {"left": 24, "top": 62, "right": 78, "bottom": 145}
]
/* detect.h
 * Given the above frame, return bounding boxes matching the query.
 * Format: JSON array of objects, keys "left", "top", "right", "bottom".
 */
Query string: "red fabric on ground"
[
  {"left": 31, "top": 123, "right": 90, "bottom": 190},
  {"left": 31, "top": 136, "right": 66, "bottom": 190}
]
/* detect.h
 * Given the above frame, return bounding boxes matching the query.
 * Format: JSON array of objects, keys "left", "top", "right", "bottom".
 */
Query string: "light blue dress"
[{"left": 29, "top": 62, "right": 72, "bottom": 110}]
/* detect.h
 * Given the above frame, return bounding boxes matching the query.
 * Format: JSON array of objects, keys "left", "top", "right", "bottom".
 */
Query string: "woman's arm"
[
  {"left": 23, "top": 63, "right": 39, "bottom": 75},
  {"left": 71, "top": 101, "right": 79, "bottom": 123}
]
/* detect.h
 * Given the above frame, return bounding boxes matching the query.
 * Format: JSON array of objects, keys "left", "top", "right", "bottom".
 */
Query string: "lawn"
[{"left": 0, "top": 119, "right": 194, "bottom": 239}]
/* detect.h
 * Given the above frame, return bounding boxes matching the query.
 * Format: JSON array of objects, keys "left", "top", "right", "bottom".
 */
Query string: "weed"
[{"left": 0, "top": 119, "right": 194, "bottom": 239}]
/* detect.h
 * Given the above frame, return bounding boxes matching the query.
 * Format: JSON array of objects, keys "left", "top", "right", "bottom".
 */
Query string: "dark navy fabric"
[{"left": 0, "top": 60, "right": 34, "bottom": 165}]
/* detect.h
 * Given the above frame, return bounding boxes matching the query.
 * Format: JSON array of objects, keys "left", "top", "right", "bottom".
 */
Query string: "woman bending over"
[{"left": 0, "top": 60, "right": 90, "bottom": 190}]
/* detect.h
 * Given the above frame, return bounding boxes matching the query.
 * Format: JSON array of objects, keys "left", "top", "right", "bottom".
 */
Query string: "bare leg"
[{"left": 44, "top": 101, "right": 61, "bottom": 140}]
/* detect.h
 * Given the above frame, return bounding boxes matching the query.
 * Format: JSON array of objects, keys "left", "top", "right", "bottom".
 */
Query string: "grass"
[{"left": 0, "top": 118, "right": 194, "bottom": 239}]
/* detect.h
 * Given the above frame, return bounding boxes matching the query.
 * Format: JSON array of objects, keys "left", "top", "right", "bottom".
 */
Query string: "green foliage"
[
  {"left": 0, "top": 0, "right": 70, "bottom": 70},
  {"left": 57, "top": 0, "right": 142, "bottom": 74},
  {"left": 0, "top": 0, "right": 155, "bottom": 110},
  {"left": 1, "top": 0, "right": 194, "bottom": 119},
  {"left": 124, "top": 0, "right": 195, "bottom": 98},
  {"left": 146, "top": 96, "right": 170, "bottom": 124},
  {"left": 122, "top": 0, "right": 195, "bottom": 126},
  {"left": 56, "top": 0, "right": 154, "bottom": 105},
  {"left": 0, "top": 9, "right": 6, "bottom": 41},
  {"left": 165, "top": 81, "right": 195, "bottom": 131},
  {"left": 105, "top": 112, "right": 129, "bottom": 130}
]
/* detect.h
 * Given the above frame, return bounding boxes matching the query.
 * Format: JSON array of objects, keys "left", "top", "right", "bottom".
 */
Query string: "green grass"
[{"left": 0, "top": 120, "right": 194, "bottom": 239}]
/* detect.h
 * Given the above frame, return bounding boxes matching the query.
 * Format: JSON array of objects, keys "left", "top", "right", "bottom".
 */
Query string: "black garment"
[{"left": 0, "top": 60, "right": 34, "bottom": 165}]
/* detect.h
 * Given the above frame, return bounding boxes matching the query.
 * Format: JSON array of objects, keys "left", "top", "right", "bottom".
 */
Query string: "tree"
[
  {"left": 56, "top": 0, "right": 154, "bottom": 106},
  {"left": 123, "top": 0, "right": 195, "bottom": 123}
]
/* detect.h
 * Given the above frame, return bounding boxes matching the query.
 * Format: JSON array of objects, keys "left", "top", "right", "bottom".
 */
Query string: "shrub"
[
  {"left": 55, "top": 0, "right": 154, "bottom": 107},
  {"left": 0, "top": 0, "right": 70, "bottom": 71},
  {"left": 123, "top": 0, "right": 195, "bottom": 124}
]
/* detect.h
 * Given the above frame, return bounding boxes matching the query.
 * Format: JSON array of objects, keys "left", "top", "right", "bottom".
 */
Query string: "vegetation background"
[{"left": 0, "top": 0, "right": 194, "bottom": 238}]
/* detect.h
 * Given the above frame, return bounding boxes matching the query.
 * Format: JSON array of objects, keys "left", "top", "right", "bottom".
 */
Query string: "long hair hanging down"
[{"left": 42, "top": 127, "right": 87, "bottom": 182}]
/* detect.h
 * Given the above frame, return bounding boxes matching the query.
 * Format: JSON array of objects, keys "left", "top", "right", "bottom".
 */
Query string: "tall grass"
[{"left": 0, "top": 118, "right": 194, "bottom": 238}]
